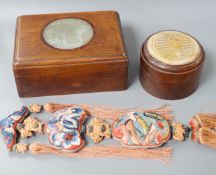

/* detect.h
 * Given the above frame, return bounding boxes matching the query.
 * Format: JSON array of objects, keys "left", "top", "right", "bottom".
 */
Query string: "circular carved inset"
[
  {"left": 43, "top": 18, "right": 94, "bottom": 50},
  {"left": 146, "top": 31, "right": 201, "bottom": 66}
]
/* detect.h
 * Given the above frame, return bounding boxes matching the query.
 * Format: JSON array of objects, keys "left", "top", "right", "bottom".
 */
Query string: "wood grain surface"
[{"left": 13, "top": 11, "right": 128, "bottom": 97}]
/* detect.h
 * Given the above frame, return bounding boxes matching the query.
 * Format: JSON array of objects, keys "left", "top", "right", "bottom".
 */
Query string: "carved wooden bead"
[{"left": 28, "top": 104, "right": 43, "bottom": 113}]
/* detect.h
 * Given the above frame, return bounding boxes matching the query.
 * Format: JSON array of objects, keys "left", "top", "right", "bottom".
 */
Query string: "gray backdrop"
[{"left": 0, "top": 0, "right": 216, "bottom": 174}]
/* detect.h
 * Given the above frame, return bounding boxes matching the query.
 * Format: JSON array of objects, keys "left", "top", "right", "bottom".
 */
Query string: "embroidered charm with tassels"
[{"left": 0, "top": 103, "right": 215, "bottom": 163}]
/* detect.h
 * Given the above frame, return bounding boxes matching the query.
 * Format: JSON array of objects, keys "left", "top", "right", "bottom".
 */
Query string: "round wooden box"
[{"left": 139, "top": 30, "right": 205, "bottom": 100}]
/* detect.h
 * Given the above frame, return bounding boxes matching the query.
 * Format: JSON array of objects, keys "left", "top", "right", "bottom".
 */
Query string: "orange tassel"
[
  {"left": 44, "top": 103, "right": 73, "bottom": 113},
  {"left": 193, "top": 127, "right": 216, "bottom": 149},
  {"left": 29, "top": 143, "right": 172, "bottom": 163},
  {"left": 44, "top": 103, "right": 174, "bottom": 121},
  {"left": 191, "top": 114, "right": 216, "bottom": 129},
  {"left": 190, "top": 113, "right": 216, "bottom": 149}
]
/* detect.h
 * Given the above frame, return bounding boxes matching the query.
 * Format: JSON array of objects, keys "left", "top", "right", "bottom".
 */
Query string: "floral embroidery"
[{"left": 50, "top": 131, "right": 81, "bottom": 149}]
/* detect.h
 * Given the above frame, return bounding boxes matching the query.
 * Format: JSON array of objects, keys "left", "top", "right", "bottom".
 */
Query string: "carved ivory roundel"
[
  {"left": 146, "top": 31, "right": 201, "bottom": 66},
  {"left": 43, "top": 18, "right": 94, "bottom": 50}
]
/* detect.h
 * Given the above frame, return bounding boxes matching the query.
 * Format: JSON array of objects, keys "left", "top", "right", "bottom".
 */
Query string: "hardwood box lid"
[{"left": 13, "top": 11, "right": 127, "bottom": 68}]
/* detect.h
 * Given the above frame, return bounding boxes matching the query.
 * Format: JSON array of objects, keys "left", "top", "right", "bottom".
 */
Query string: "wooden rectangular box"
[{"left": 13, "top": 11, "right": 128, "bottom": 97}]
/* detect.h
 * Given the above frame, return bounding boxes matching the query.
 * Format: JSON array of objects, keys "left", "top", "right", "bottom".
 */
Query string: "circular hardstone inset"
[
  {"left": 43, "top": 18, "right": 94, "bottom": 50},
  {"left": 146, "top": 31, "right": 201, "bottom": 66}
]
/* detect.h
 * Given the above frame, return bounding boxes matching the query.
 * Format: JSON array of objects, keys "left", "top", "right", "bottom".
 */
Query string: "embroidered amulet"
[
  {"left": 112, "top": 112, "right": 171, "bottom": 148},
  {"left": 44, "top": 107, "right": 87, "bottom": 152}
]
